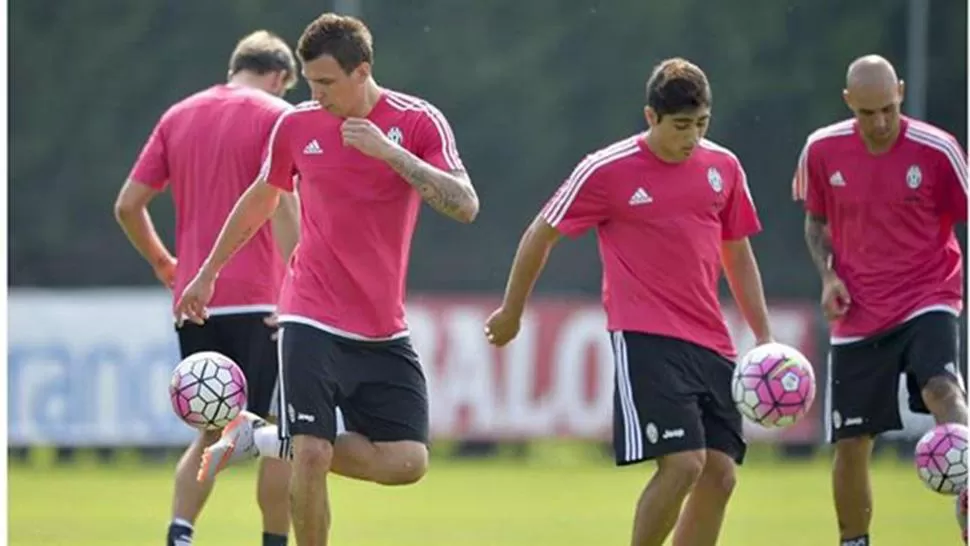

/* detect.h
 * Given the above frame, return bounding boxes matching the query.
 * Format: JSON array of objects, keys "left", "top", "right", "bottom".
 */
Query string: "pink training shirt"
[
  {"left": 129, "top": 84, "right": 291, "bottom": 313},
  {"left": 542, "top": 135, "right": 762, "bottom": 359},
  {"left": 793, "top": 116, "right": 967, "bottom": 342},
  {"left": 261, "top": 90, "right": 464, "bottom": 340}
]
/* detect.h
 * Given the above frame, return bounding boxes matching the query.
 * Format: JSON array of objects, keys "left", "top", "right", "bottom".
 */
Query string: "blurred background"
[{"left": 8, "top": 0, "right": 968, "bottom": 544}]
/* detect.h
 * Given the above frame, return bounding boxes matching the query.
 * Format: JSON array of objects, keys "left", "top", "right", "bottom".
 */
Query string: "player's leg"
[
  {"left": 277, "top": 323, "right": 343, "bottom": 546},
  {"left": 904, "top": 312, "right": 968, "bottom": 426},
  {"left": 167, "top": 321, "right": 224, "bottom": 545},
  {"left": 901, "top": 312, "right": 968, "bottom": 544},
  {"left": 224, "top": 313, "right": 291, "bottom": 544},
  {"left": 828, "top": 337, "right": 904, "bottom": 546},
  {"left": 673, "top": 352, "right": 745, "bottom": 546},
  {"left": 329, "top": 336, "right": 430, "bottom": 485},
  {"left": 672, "top": 450, "right": 737, "bottom": 546},
  {"left": 610, "top": 332, "right": 709, "bottom": 546}
]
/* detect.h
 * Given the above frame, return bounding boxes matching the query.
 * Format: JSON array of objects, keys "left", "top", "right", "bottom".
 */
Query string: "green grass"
[{"left": 9, "top": 449, "right": 961, "bottom": 545}]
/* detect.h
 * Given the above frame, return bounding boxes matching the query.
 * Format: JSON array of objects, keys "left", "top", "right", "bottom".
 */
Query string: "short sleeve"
[
  {"left": 792, "top": 139, "right": 828, "bottom": 217},
  {"left": 129, "top": 116, "right": 170, "bottom": 189},
  {"left": 719, "top": 158, "right": 762, "bottom": 240},
  {"left": 539, "top": 156, "right": 611, "bottom": 237},
  {"left": 261, "top": 111, "right": 297, "bottom": 192},
  {"left": 931, "top": 134, "right": 968, "bottom": 223},
  {"left": 410, "top": 104, "right": 465, "bottom": 172}
]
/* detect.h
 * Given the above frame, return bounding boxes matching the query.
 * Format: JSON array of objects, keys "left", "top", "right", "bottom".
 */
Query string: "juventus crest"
[{"left": 906, "top": 165, "right": 922, "bottom": 189}]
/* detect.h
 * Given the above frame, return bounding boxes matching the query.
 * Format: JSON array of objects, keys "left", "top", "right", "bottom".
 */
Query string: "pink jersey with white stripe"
[
  {"left": 793, "top": 116, "right": 968, "bottom": 339},
  {"left": 542, "top": 135, "right": 762, "bottom": 358},
  {"left": 261, "top": 90, "right": 464, "bottom": 339},
  {"left": 129, "top": 84, "right": 291, "bottom": 312}
]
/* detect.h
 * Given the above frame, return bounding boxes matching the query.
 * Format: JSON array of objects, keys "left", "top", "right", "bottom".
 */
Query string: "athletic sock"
[
  {"left": 841, "top": 535, "right": 869, "bottom": 546},
  {"left": 263, "top": 532, "right": 288, "bottom": 546},
  {"left": 167, "top": 518, "right": 194, "bottom": 545}
]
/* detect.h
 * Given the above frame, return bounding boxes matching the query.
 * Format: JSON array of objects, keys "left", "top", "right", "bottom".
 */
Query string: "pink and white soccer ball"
[
  {"left": 731, "top": 342, "right": 817, "bottom": 428},
  {"left": 914, "top": 423, "right": 969, "bottom": 495},
  {"left": 169, "top": 351, "right": 248, "bottom": 430}
]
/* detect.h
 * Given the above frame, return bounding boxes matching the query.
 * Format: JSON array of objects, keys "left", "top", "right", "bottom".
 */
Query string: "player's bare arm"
[
  {"left": 114, "top": 179, "right": 177, "bottom": 288},
  {"left": 271, "top": 190, "right": 300, "bottom": 261},
  {"left": 485, "top": 216, "right": 562, "bottom": 346},
  {"left": 803, "top": 212, "right": 851, "bottom": 319},
  {"left": 340, "top": 117, "right": 479, "bottom": 223},
  {"left": 175, "top": 179, "right": 283, "bottom": 324},
  {"left": 803, "top": 213, "right": 834, "bottom": 280},
  {"left": 720, "top": 238, "right": 772, "bottom": 344}
]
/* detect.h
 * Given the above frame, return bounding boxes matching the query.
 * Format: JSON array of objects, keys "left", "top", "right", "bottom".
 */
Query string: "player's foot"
[
  {"left": 957, "top": 488, "right": 968, "bottom": 544},
  {"left": 197, "top": 411, "right": 264, "bottom": 482}
]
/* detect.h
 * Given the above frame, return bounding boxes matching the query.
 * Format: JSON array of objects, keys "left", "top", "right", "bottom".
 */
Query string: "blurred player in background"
[
  {"left": 793, "top": 54, "right": 968, "bottom": 546},
  {"left": 114, "top": 30, "right": 300, "bottom": 546},
  {"left": 175, "top": 12, "right": 479, "bottom": 546},
  {"left": 484, "top": 58, "right": 773, "bottom": 546}
]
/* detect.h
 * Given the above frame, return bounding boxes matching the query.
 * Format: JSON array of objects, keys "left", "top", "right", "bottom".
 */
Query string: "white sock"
[
  {"left": 254, "top": 425, "right": 283, "bottom": 459},
  {"left": 171, "top": 518, "right": 193, "bottom": 530}
]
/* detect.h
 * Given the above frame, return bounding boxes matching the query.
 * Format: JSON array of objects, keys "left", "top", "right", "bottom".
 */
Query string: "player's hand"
[
  {"left": 175, "top": 271, "right": 216, "bottom": 327},
  {"left": 821, "top": 274, "right": 851, "bottom": 321},
  {"left": 263, "top": 312, "right": 281, "bottom": 341},
  {"left": 341, "top": 118, "right": 395, "bottom": 160},
  {"left": 153, "top": 256, "right": 177, "bottom": 290},
  {"left": 484, "top": 306, "right": 522, "bottom": 347}
]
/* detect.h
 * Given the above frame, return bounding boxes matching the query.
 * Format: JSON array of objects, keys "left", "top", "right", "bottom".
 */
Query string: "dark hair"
[
  {"left": 645, "top": 58, "right": 712, "bottom": 120},
  {"left": 228, "top": 31, "right": 297, "bottom": 89},
  {"left": 297, "top": 13, "right": 374, "bottom": 73}
]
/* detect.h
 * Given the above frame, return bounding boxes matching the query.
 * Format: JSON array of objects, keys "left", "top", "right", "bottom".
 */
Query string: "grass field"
[{"left": 9, "top": 448, "right": 962, "bottom": 546}]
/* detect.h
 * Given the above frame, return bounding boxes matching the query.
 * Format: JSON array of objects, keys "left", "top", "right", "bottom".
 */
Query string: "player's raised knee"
[
  {"left": 377, "top": 442, "right": 428, "bottom": 486},
  {"left": 923, "top": 375, "right": 964, "bottom": 405}
]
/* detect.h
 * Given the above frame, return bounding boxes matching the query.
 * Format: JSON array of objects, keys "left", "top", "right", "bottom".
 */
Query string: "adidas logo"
[
  {"left": 303, "top": 140, "right": 323, "bottom": 155},
  {"left": 628, "top": 187, "right": 653, "bottom": 206},
  {"left": 829, "top": 171, "right": 846, "bottom": 186}
]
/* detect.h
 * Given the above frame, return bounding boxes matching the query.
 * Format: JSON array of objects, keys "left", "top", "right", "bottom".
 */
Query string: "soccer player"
[
  {"left": 113, "top": 31, "right": 300, "bottom": 546},
  {"left": 484, "top": 58, "right": 772, "bottom": 546},
  {"left": 175, "top": 13, "right": 479, "bottom": 546},
  {"left": 792, "top": 54, "right": 968, "bottom": 546}
]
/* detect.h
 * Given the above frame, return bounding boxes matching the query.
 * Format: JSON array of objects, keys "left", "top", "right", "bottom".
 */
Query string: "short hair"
[
  {"left": 297, "top": 13, "right": 374, "bottom": 73},
  {"left": 645, "top": 58, "right": 712, "bottom": 120},
  {"left": 228, "top": 30, "right": 297, "bottom": 89}
]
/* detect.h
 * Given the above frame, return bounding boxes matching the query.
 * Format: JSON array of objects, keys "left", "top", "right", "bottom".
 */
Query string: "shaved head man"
[
  {"left": 842, "top": 55, "right": 907, "bottom": 150},
  {"left": 794, "top": 54, "right": 969, "bottom": 546}
]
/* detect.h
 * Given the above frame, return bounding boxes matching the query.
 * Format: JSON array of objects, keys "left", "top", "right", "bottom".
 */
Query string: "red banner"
[{"left": 405, "top": 297, "right": 822, "bottom": 443}]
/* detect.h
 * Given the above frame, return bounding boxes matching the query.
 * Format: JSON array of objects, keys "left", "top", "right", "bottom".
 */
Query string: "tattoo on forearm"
[
  {"left": 387, "top": 151, "right": 477, "bottom": 221},
  {"left": 804, "top": 214, "right": 833, "bottom": 278}
]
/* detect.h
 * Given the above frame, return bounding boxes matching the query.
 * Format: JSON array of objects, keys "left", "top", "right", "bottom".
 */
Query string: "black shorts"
[
  {"left": 611, "top": 331, "right": 746, "bottom": 466},
  {"left": 276, "top": 322, "right": 429, "bottom": 449},
  {"left": 176, "top": 312, "right": 279, "bottom": 419},
  {"left": 826, "top": 311, "right": 965, "bottom": 442}
]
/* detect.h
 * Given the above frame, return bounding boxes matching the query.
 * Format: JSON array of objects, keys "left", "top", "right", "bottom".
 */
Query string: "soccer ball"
[
  {"left": 731, "top": 342, "right": 817, "bottom": 428},
  {"left": 169, "top": 351, "right": 248, "bottom": 430},
  {"left": 914, "top": 423, "right": 969, "bottom": 495}
]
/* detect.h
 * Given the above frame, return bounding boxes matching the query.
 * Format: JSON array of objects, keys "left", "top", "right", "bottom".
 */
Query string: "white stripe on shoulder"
[
  {"left": 542, "top": 137, "right": 639, "bottom": 227},
  {"left": 257, "top": 106, "right": 304, "bottom": 181},
  {"left": 385, "top": 91, "right": 462, "bottom": 170},
  {"left": 792, "top": 120, "right": 855, "bottom": 200},
  {"left": 905, "top": 122, "right": 968, "bottom": 194}
]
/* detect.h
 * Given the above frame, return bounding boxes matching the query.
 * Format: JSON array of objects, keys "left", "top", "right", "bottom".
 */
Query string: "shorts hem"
[
  {"left": 614, "top": 443, "right": 707, "bottom": 466},
  {"left": 829, "top": 426, "right": 898, "bottom": 444}
]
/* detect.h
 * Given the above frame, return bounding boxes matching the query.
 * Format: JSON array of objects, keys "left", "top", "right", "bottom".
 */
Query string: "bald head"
[
  {"left": 845, "top": 55, "right": 899, "bottom": 91},
  {"left": 843, "top": 55, "right": 905, "bottom": 150}
]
